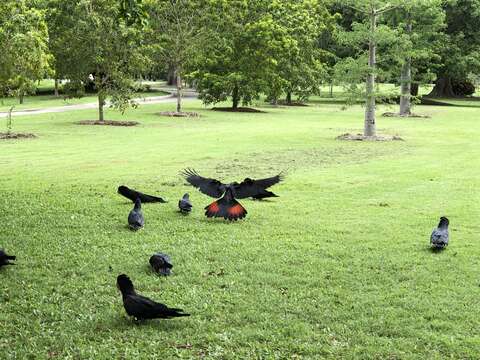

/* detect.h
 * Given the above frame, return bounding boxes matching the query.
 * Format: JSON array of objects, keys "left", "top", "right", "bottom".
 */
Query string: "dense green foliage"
[
  {"left": 1, "top": 0, "right": 478, "bottom": 115},
  {"left": 428, "top": 0, "right": 480, "bottom": 96},
  {"left": 0, "top": 0, "right": 51, "bottom": 103},
  {"left": 265, "top": 1, "right": 335, "bottom": 104},
  {"left": 44, "top": 0, "right": 150, "bottom": 120},
  {"left": 191, "top": 0, "right": 291, "bottom": 109}
]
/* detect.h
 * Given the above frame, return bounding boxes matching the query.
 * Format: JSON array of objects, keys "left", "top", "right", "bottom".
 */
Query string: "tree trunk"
[
  {"left": 167, "top": 66, "right": 177, "bottom": 86},
  {"left": 399, "top": 59, "right": 412, "bottom": 116},
  {"left": 54, "top": 78, "right": 59, "bottom": 97},
  {"left": 176, "top": 71, "right": 182, "bottom": 113},
  {"left": 18, "top": 88, "right": 25, "bottom": 104},
  {"left": 286, "top": 91, "right": 292, "bottom": 105},
  {"left": 399, "top": 21, "right": 412, "bottom": 116},
  {"left": 410, "top": 83, "right": 419, "bottom": 96},
  {"left": 364, "top": 10, "right": 376, "bottom": 137},
  {"left": 329, "top": 82, "right": 333, "bottom": 98},
  {"left": 98, "top": 91, "right": 105, "bottom": 122},
  {"left": 232, "top": 85, "right": 239, "bottom": 110},
  {"left": 427, "top": 76, "right": 455, "bottom": 97}
]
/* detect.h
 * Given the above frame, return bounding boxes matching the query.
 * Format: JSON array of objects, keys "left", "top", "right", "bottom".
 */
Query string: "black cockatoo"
[
  {"left": 178, "top": 193, "right": 192, "bottom": 214},
  {"left": 116, "top": 274, "right": 189, "bottom": 321},
  {"left": 430, "top": 216, "right": 449, "bottom": 249},
  {"left": 118, "top": 185, "right": 166, "bottom": 203},
  {"left": 128, "top": 198, "right": 145, "bottom": 230},
  {"left": 149, "top": 253, "right": 173, "bottom": 276},
  {"left": 0, "top": 249, "right": 16, "bottom": 268},
  {"left": 180, "top": 168, "right": 284, "bottom": 220}
]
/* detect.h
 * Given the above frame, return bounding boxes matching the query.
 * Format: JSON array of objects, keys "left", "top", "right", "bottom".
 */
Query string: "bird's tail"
[
  {"left": 205, "top": 195, "right": 247, "bottom": 221},
  {"left": 140, "top": 194, "right": 167, "bottom": 203},
  {"left": 165, "top": 308, "right": 190, "bottom": 317}
]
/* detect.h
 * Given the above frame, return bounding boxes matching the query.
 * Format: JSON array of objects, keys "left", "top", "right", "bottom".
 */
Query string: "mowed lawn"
[{"left": 0, "top": 98, "right": 479, "bottom": 358}]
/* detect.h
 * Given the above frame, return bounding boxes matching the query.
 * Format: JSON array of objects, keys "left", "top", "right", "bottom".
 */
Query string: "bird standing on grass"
[
  {"left": 128, "top": 198, "right": 145, "bottom": 230},
  {"left": 180, "top": 168, "right": 284, "bottom": 220},
  {"left": 118, "top": 185, "right": 167, "bottom": 203},
  {"left": 178, "top": 193, "right": 192, "bottom": 214},
  {"left": 431, "top": 216, "right": 449, "bottom": 249},
  {"left": 116, "top": 274, "right": 190, "bottom": 320},
  {"left": 0, "top": 249, "right": 15, "bottom": 268},
  {"left": 149, "top": 253, "right": 173, "bottom": 276}
]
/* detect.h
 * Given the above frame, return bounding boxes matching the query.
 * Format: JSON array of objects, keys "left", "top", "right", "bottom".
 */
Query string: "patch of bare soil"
[
  {"left": 157, "top": 111, "right": 200, "bottom": 118},
  {"left": 382, "top": 112, "right": 430, "bottom": 118},
  {"left": 0, "top": 132, "right": 36, "bottom": 140},
  {"left": 336, "top": 133, "right": 404, "bottom": 141},
  {"left": 75, "top": 120, "right": 139, "bottom": 126},
  {"left": 211, "top": 107, "right": 265, "bottom": 113}
]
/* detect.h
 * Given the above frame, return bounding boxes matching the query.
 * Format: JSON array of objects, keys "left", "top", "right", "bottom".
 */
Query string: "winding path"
[{"left": 0, "top": 92, "right": 197, "bottom": 118}]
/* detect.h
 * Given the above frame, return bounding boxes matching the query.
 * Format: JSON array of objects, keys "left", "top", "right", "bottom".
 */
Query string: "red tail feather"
[{"left": 204, "top": 198, "right": 247, "bottom": 220}]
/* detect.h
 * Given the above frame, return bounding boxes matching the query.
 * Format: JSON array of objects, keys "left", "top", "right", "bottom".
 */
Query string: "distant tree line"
[{"left": 1, "top": 0, "right": 479, "bottom": 136}]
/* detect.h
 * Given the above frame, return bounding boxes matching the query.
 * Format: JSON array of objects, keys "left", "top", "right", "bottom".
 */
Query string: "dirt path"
[{"left": 0, "top": 93, "right": 197, "bottom": 118}]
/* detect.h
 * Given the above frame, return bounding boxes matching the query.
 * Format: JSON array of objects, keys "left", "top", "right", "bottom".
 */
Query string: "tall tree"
[
  {"left": 334, "top": 0, "right": 400, "bottom": 137},
  {"left": 44, "top": 0, "right": 78, "bottom": 97},
  {"left": 56, "top": 0, "right": 149, "bottom": 122},
  {"left": 266, "top": 0, "right": 335, "bottom": 105},
  {"left": 387, "top": 0, "right": 445, "bottom": 115},
  {"left": 427, "top": 0, "right": 480, "bottom": 97},
  {"left": 0, "top": 0, "right": 51, "bottom": 104},
  {"left": 146, "top": 0, "right": 204, "bottom": 114},
  {"left": 191, "top": 0, "right": 289, "bottom": 110}
]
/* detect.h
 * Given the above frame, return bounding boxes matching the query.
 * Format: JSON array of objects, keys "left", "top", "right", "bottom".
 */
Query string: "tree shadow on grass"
[{"left": 420, "top": 97, "right": 480, "bottom": 108}]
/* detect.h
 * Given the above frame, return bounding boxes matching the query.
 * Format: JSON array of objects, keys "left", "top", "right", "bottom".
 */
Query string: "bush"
[{"left": 452, "top": 79, "right": 476, "bottom": 96}]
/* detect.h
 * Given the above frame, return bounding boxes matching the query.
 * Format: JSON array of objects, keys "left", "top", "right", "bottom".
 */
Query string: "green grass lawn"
[{"left": 0, "top": 97, "right": 479, "bottom": 358}]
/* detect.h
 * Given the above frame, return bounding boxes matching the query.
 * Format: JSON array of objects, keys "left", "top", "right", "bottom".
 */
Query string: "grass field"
[{"left": 0, "top": 95, "right": 479, "bottom": 358}]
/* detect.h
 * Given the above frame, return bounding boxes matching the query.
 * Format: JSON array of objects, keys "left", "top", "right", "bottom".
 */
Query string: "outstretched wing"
[
  {"left": 234, "top": 172, "right": 285, "bottom": 199},
  {"left": 180, "top": 168, "right": 225, "bottom": 198},
  {"left": 252, "top": 173, "right": 285, "bottom": 189}
]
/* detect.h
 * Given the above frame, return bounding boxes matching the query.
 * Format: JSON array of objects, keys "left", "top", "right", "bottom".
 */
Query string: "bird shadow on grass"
[
  {"left": 424, "top": 246, "right": 447, "bottom": 254},
  {"left": 117, "top": 224, "right": 142, "bottom": 232},
  {"left": 198, "top": 218, "right": 246, "bottom": 225},
  {"left": 248, "top": 198, "right": 276, "bottom": 203},
  {"left": 143, "top": 265, "right": 171, "bottom": 277},
  {"left": 105, "top": 315, "right": 187, "bottom": 331}
]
